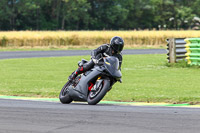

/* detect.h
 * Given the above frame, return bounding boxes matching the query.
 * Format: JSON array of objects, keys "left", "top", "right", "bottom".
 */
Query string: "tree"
[
  {"left": 88, "top": 0, "right": 128, "bottom": 30},
  {"left": 63, "top": 0, "right": 91, "bottom": 30},
  {"left": 0, "top": 0, "right": 12, "bottom": 30},
  {"left": 0, "top": 0, "right": 199, "bottom": 30}
]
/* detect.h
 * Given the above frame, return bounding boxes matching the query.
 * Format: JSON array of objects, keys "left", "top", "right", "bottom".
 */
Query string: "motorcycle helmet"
[{"left": 110, "top": 36, "right": 124, "bottom": 54}]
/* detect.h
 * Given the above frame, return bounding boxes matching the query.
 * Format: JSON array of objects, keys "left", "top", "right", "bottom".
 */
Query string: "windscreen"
[
  {"left": 104, "top": 56, "right": 121, "bottom": 78},
  {"left": 105, "top": 56, "right": 119, "bottom": 70}
]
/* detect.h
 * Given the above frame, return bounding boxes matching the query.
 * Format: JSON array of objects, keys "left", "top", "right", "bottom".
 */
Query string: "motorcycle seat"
[{"left": 78, "top": 59, "right": 88, "bottom": 67}]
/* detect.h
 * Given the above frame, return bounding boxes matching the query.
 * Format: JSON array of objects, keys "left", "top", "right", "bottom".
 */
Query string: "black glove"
[{"left": 92, "top": 58, "right": 98, "bottom": 64}]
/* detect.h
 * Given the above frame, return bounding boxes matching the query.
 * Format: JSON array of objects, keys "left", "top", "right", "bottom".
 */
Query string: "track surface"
[
  {"left": 0, "top": 49, "right": 166, "bottom": 59},
  {"left": 0, "top": 99, "right": 200, "bottom": 133}
]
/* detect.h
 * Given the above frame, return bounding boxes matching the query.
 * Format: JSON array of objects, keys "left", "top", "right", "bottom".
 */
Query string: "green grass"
[{"left": 0, "top": 54, "right": 200, "bottom": 104}]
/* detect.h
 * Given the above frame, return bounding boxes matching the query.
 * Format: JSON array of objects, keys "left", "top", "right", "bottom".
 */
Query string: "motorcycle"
[{"left": 59, "top": 55, "right": 122, "bottom": 105}]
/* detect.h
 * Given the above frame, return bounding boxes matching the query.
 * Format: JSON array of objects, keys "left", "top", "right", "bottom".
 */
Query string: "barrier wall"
[
  {"left": 166, "top": 38, "right": 186, "bottom": 63},
  {"left": 185, "top": 38, "right": 200, "bottom": 65}
]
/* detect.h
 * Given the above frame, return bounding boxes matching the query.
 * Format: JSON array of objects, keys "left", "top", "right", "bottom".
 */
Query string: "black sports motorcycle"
[{"left": 59, "top": 55, "right": 122, "bottom": 105}]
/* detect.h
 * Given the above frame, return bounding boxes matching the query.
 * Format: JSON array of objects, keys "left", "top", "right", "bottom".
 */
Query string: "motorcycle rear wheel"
[
  {"left": 59, "top": 81, "right": 73, "bottom": 104},
  {"left": 87, "top": 79, "right": 110, "bottom": 105}
]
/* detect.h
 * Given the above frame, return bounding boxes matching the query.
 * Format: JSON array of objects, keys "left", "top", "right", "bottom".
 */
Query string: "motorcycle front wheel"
[
  {"left": 87, "top": 79, "right": 110, "bottom": 105},
  {"left": 59, "top": 81, "right": 73, "bottom": 104}
]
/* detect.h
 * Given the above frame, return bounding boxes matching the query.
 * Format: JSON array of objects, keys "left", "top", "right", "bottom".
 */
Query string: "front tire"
[
  {"left": 59, "top": 81, "right": 73, "bottom": 104},
  {"left": 87, "top": 79, "right": 110, "bottom": 105}
]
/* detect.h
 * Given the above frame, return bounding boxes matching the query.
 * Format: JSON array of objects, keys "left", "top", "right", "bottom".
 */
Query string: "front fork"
[
  {"left": 88, "top": 76, "right": 101, "bottom": 91},
  {"left": 88, "top": 76, "right": 113, "bottom": 92}
]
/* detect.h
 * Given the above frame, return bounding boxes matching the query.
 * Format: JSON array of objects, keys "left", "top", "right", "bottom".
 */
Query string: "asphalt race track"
[
  {"left": 0, "top": 99, "right": 200, "bottom": 133},
  {"left": 0, "top": 49, "right": 166, "bottom": 59}
]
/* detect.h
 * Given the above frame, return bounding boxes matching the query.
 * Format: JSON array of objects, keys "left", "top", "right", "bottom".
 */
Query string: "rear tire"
[
  {"left": 59, "top": 81, "right": 73, "bottom": 104},
  {"left": 87, "top": 79, "right": 110, "bottom": 105}
]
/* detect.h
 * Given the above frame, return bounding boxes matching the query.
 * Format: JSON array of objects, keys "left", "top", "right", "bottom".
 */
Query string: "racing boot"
[
  {"left": 68, "top": 67, "right": 83, "bottom": 81},
  {"left": 68, "top": 71, "right": 77, "bottom": 81}
]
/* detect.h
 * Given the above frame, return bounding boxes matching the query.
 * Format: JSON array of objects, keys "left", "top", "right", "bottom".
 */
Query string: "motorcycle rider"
[{"left": 68, "top": 36, "right": 124, "bottom": 81}]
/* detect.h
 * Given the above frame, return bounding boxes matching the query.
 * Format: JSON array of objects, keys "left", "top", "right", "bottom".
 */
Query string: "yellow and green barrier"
[{"left": 185, "top": 38, "right": 200, "bottom": 65}]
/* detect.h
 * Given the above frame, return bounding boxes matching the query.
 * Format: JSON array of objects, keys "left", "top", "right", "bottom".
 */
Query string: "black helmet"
[{"left": 110, "top": 36, "right": 124, "bottom": 54}]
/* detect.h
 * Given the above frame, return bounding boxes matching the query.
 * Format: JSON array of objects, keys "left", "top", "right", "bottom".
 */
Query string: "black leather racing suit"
[{"left": 75, "top": 44, "right": 122, "bottom": 75}]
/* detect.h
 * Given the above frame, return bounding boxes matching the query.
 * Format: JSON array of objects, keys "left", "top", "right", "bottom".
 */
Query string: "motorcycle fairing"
[
  {"left": 103, "top": 56, "right": 122, "bottom": 79},
  {"left": 68, "top": 68, "right": 102, "bottom": 101}
]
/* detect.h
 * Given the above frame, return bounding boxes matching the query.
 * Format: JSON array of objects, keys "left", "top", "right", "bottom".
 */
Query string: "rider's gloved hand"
[{"left": 92, "top": 58, "right": 98, "bottom": 64}]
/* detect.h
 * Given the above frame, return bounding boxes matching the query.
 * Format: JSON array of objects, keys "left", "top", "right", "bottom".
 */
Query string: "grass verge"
[{"left": 0, "top": 54, "right": 200, "bottom": 104}]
